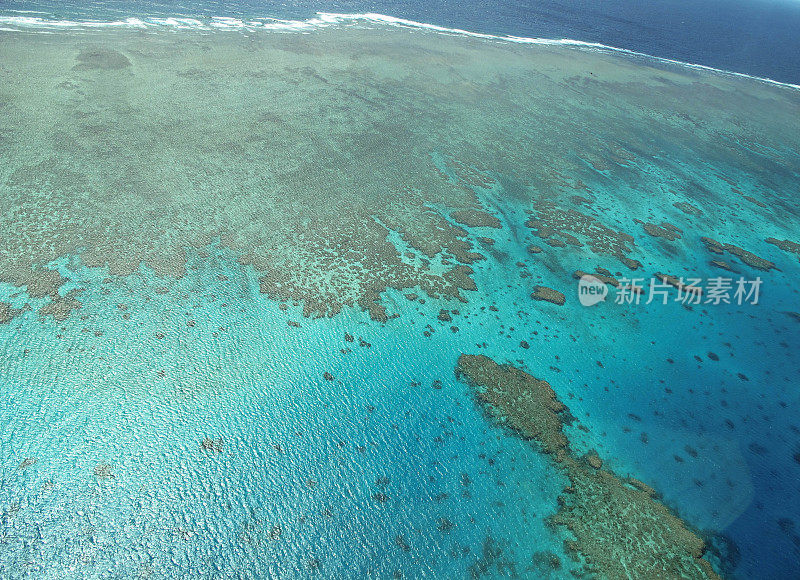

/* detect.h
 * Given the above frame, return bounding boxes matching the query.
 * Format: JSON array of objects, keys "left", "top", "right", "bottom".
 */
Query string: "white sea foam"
[{"left": 0, "top": 11, "right": 796, "bottom": 90}]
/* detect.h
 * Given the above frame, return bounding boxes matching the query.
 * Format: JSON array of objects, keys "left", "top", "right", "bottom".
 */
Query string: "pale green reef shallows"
[{"left": 1, "top": 27, "right": 797, "bottom": 323}]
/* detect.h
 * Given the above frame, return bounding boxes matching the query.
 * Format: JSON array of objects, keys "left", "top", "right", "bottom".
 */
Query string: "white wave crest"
[{"left": 0, "top": 11, "right": 796, "bottom": 90}]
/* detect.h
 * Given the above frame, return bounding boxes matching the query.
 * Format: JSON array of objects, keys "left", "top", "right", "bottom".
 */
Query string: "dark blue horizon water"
[{"left": 2, "top": 0, "right": 800, "bottom": 84}]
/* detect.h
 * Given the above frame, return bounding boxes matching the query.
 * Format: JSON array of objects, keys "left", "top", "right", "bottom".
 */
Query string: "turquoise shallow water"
[
  {"left": 0, "top": 245, "right": 571, "bottom": 578},
  {"left": 0, "top": 22, "right": 799, "bottom": 579}
]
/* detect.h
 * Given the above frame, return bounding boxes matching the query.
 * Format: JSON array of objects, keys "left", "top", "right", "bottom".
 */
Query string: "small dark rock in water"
[
  {"left": 520, "top": 340, "right": 529, "bottom": 349},
  {"left": 777, "top": 518, "right": 796, "bottom": 535},
  {"left": 793, "top": 452, "right": 800, "bottom": 465},
  {"left": 438, "top": 309, "right": 452, "bottom": 322},
  {"left": 707, "top": 352, "right": 719, "bottom": 361},
  {"left": 710, "top": 259, "right": 736, "bottom": 272},
  {"left": 737, "top": 373, "right": 749, "bottom": 381},
  {"left": 432, "top": 380, "right": 443, "bottom": 390},
  {"left": 323, "top": 372, "right": 334, "bottom": 381},
  {"left": 17, "top": 458, "right": 36, "bottom": 470},
  {"left": 94, "top": 464, "right": 114, "bottom": 479},
  {"left": 269, "top": 525, "right": 282, "bottom": 540},
  {"left": 372, "top": 492, "right": 389, "bottom": 504},
  {"left": 532, "top": 551, "right": 562, "bottom": 570},
  {"left": 437, "top": 517, "right": 455, "bottom": 532},
  {"left": 201, "top": 438, "right": 225, "bottom": 453},
  {"left": 395, "top": 535, "right": 411, "bottom": 552},
  {"left": 489, "top": 305, "right": 498, "bottom": 312},
  {"left": 344, "top": 333, "right": 354, "bottom": 342},
  {"left": 527, "top": 245, "right": 543, "bottom": 254}
]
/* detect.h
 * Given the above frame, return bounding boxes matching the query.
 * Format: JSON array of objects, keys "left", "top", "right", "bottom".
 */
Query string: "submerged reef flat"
[
  {"left": 456, "top": 354, "right": 720, "bottom": 579},
  {"left": 0, "top": 28, "right": 798, "bottom": 319}
]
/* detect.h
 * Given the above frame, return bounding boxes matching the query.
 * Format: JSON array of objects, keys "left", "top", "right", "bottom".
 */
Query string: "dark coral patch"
[
  {"left": 531, "top": 286, "right": 566, "bottom": 306},
  {"left": 700, "top": 237, "right": 776, "bottom": 271},
  {"left": 74, "top": 47, "right": 132, "bottom": 70}
]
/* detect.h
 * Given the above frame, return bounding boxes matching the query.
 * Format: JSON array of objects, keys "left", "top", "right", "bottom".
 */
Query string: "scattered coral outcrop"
[
  {"left": 526, "top": 202, "right": 641, "bottom": 270},
  {"left": 700, "top": 237, "right": 776, "bottom": 271},
  {"left": 637, "top": 220, "right": 683, "bottom": 241},
  {"left": 673, "top": 202, "right": 703, "bottom": 216},
  {"left": 572, "top": 269, "right": 620, "bottom": 287},
  {"left": 766, "top": 238, "right": 800, "bottom": 262},
  {"left": 655, "top": 273, "right": 703, "bottom": 297},
  {"left": 532, "top": 286, "right": 566, "bottom": 306}
]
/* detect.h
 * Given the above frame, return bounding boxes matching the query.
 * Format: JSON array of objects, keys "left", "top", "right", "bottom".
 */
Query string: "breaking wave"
[{"left": 0, "top": 11, "right": 797, "bottom": 90}]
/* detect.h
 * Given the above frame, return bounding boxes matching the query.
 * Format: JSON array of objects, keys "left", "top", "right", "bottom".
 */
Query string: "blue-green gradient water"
[{"left": 0, "top": 14, "right": 799, "bottom": 580}]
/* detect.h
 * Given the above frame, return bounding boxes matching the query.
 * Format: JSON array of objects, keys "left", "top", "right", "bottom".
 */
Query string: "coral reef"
[
  {"left": 532, "top": 286, "right": 566, "bottom": 306},
  {"left": 526, "top": 202, "right": 641, "bottom": 270},
  {"left": 0, "top": 302, "right": 23, "bottom": 324},
  {"left": 637, "top": 220, "right": 683, "bottom": 241},
  {"left": 456, "top": 354, "right": 720, "bottom": 579},
  {"left": 38, "top": 289, "right": 83, "bottom": 321},
  {"left": 201, "top": 438, "right": 225, "bottom": 453},
  {"left": 451, "top": 209, "right": 502, "bottom": 229},
  {"left": 700, "top": 238, "right": 776, "bottom": 271},
  {"left": 766, "top": 238, "right": 800, "bottom": 261},
  {"left": 673, "top": 202, "right": 703, "bottom": 216},
  {"left": 655, "top": 273, "right": 703, "bottom": 296},
  {"left": 1, "top": 28, "right": 797, "bottom": 322},
  {"left": 573, "top": 269, "right": 620, "bottom": 287}
]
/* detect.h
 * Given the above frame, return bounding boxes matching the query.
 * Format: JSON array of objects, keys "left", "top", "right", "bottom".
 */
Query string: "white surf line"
[
  {"left": 317, "top": 13, "right": 800, "bottom": 91},
  {"left": 0, "top": 10, "right": 797, "bottom": 91}
]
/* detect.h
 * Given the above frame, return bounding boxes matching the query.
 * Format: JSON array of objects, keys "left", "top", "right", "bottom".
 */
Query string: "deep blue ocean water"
[{"left": 2, "top": 0, "right": 800, "bottom": 83}]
